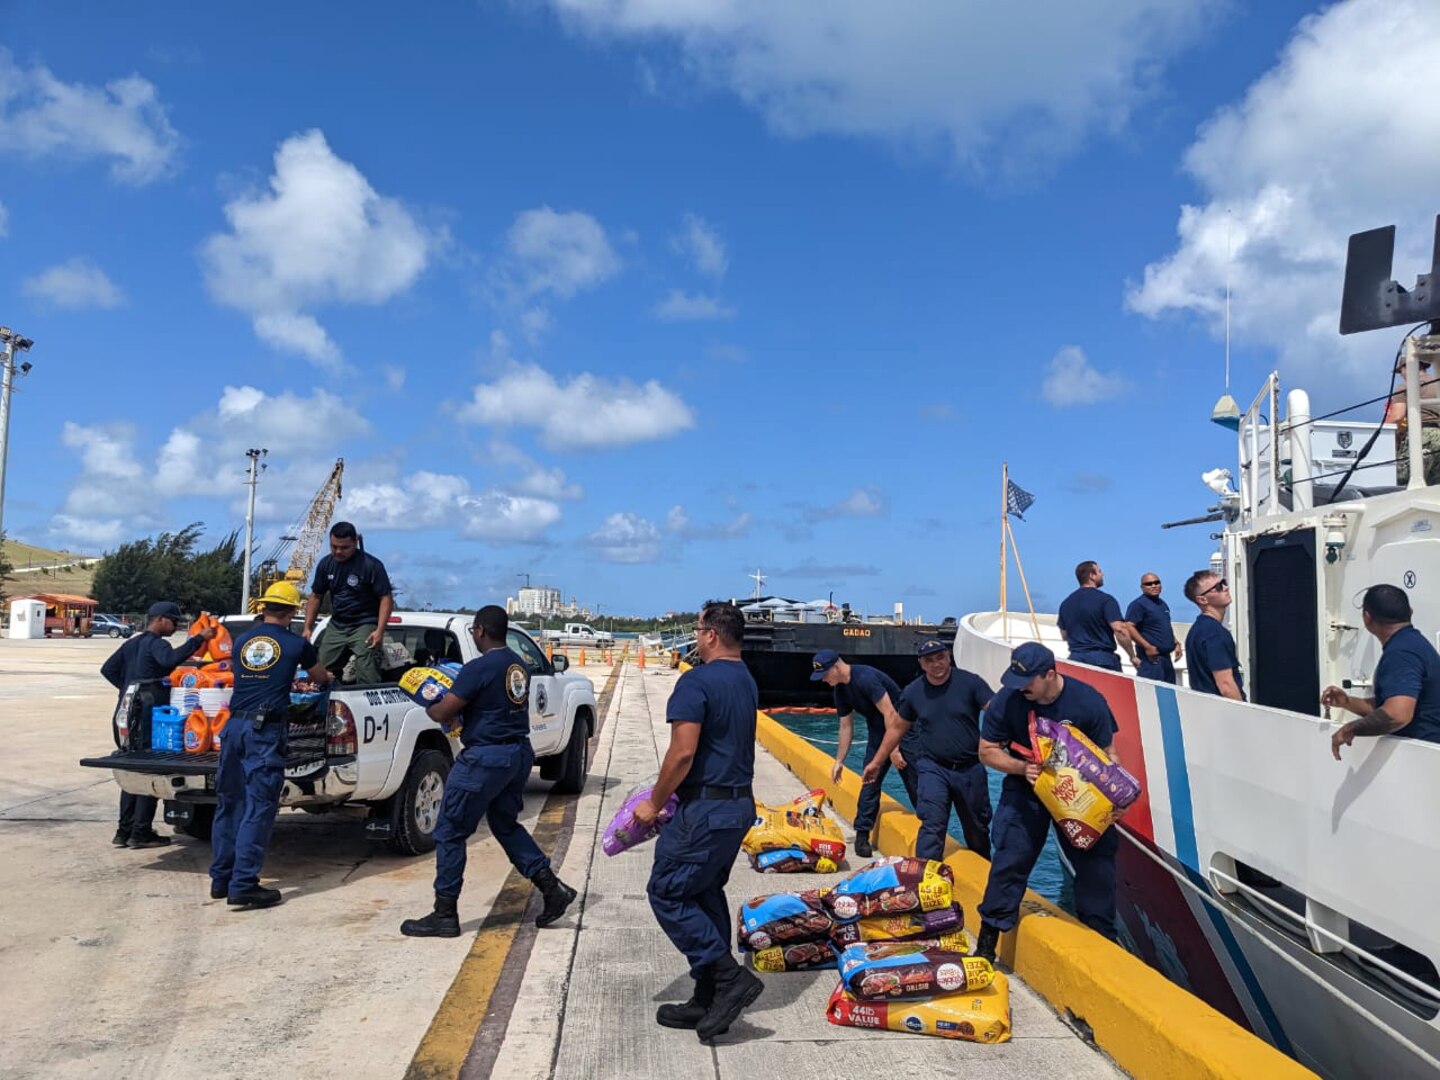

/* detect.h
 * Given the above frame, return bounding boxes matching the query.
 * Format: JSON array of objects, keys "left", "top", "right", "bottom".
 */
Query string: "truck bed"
[{"left": 80, "top": 709, "right": 332, "bottom": 777}]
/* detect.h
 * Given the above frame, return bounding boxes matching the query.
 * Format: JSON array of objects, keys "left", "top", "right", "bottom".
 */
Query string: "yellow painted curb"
[{"left": 756, "top": 711, "right": 1316, "bottom": 1080}]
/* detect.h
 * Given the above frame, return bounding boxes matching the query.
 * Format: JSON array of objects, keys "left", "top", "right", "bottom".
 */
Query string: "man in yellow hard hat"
[{"left": 210, "top": 581, "right": 333, "bottom": 908}]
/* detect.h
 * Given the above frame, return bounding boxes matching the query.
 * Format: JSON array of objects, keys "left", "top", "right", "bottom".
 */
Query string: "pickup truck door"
[{"left": 507, "top": 628, "right": 563, "bottom": 755}]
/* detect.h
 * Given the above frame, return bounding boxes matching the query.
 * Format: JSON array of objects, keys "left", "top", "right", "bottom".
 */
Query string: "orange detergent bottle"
[
  {"left": 183, "top": 708, "right": 211, "bottom": 753},
  {"left": 170, "top": 667, "right": 201, "bottom": 687},
  {"left": 209, "top": 708, "right": 230, "bottom": 752}
]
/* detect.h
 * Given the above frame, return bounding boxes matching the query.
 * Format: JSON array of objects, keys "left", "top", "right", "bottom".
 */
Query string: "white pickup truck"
[
  {"left": 541, "top": 622, "right": 614, "bottom": 647},
  {"left": 80, "top": 613, "right": 597, "bottom": 855}
]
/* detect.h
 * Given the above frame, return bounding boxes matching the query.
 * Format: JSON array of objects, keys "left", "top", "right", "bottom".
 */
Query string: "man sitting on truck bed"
[{"left": 302, "top": 521, "right": 393, "bottom": 684}]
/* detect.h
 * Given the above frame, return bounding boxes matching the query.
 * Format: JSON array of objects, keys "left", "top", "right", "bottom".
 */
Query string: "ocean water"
[{"left": 770, "top": 710, "right": 1069, "bottom": 905}]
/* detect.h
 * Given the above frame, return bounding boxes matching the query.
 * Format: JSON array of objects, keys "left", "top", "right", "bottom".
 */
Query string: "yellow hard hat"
[{"left": 257, "top": 581, "right": 305, "bottom": 609}]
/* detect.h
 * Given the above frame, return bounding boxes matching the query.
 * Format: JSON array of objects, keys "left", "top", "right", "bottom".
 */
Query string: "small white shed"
[{"left": 9, "top": 598, "right": 46, "bottom": 639}]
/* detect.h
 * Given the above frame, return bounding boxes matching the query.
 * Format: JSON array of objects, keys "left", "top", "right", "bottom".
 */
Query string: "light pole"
[
  {"left": 239, "top": 448, "right": 267, "bottom": 612},
  {"left": 0, "top": 327, "right": 36, "bottom": 544}
]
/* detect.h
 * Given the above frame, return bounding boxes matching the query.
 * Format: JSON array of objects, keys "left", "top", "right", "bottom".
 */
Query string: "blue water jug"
[{"left": 150, "top": 705, "right": 183, "bottom": 752}]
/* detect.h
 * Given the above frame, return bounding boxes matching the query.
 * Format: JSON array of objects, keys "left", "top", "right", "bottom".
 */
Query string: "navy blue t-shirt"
[
  {"left": 100, "top": 631, "right": 207, "bottom": 692},
  {"left": 1058, "top": 587, "right": 1124, "bottom": 659},
  {"left": 231, "top": 623, "right": 319, "bottom": 714},
  {"left": 1125, "top": 593, "right": 1176, "bottom": 652},
  {"left": 667, "top": 659, "right": 757, "bottom": 787},
  {"left": 898, "top": 669, "right": 994, "bottom": 767},
  {"left": 449, "top": 647, "right": 532, "bottom": 745},
  {"left": 1185, "top": 616, "right": 1245, "bottom": 699},
  {"left": 982, "top": 679, "right": 1118, "bottom": 790},
  {"left": 311, "top": 551, "right": 394, "bottom": 628},
  {"left": 834, "top": 664, "right": 901, "bottom": 738},
  {"left": 1374, "top": 626, "right": 1440, "bottom": 744}
]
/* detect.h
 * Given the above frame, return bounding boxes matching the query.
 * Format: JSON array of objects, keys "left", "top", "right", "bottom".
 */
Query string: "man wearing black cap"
[
  {"left": 974, "top": 642, "right": 1121, "bottom": 962},
  {"left": 863, "top": 639, "right": 994, "bottom": 862},
  {"left": 303, "top": 522, "right": 393, "bottom": 685},
  {"left": 1324, "top": 584, "right": 1440, "bottom": 758},
  {"left": 100, "top": 602, "right": 216, "bottom": 848},
  {"left": 814, "top": 650, "right": 906, "bottom": 859}
]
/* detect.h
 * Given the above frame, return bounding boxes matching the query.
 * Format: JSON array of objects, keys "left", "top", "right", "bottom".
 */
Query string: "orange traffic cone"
[
  {"left": 579, "top": 647, "right": 587, "bottom": 666},
  {"left": 638, "top": 646, "right": 647, "bottom": 670}
]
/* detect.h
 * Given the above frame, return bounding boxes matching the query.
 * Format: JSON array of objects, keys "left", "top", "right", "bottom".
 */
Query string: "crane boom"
[{"left": 250, "top": 458, "right": 344, "bottom": 610}]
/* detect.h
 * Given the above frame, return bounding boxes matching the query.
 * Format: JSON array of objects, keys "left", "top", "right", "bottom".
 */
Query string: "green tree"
[
  {"left": 92, "top": 523, "right": 243, "bottom": 617},
  {"left": 0, "top": 532, "right": 13, "bottom": 606}
]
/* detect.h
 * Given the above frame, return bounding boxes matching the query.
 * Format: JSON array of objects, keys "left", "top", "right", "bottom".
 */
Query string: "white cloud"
[
  {"left": 539, "top": 0, "right": 1219, "bottom": 173},
  {"left": 588, "top": 511, "right": 664, "bottom": 563},
  {"left": 22, "top": 257, "right": 125, "bottom": 309},
  {"left": 383, "top": 364, "right": 407, "bottom": 391},
  {"left": 1040, "top": 345, "right": 1128, "bottom": 407},
  {"left": 459, "top": 363, "right": 695, "bottom": 450},
  {"left": 345, "top": 470, "right": 563, "bottom": 542},
  {"left": 652, "top": 289, "right": 735, "bottom": 321},
  {"left": 806, "top": 486, "right": 887, "bottom": 522},
  {"left": 47, "top": 421, "right": 159, "bottom": 547},
  {"left": 487, "top": 440, "right": 584, "bottom": 500},
  {"left": 520, "top": 305, "right": 553, "bottom": 343},
  {"left": 0, "top": 48, "right": 180, "bottom": 183},
  {"left": 1128, "top": 0, "right": 1440, "bottom": 392},
  {"left": 671, "top": 213, "right": 727, "bottom": 277},
  {"left": 666, "top": 503, "right": 750, "bottom": 539},
  {"left": 491, "top": 206, "right": 621, "bottom": 304},
  {"left": 201, "top": 129, "right": 437, "bottom": 368}
]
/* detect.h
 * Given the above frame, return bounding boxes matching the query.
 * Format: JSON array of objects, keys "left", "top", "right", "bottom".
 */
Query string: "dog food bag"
[
  {"left": 743, "top": 788, "right": 847, "bottom": 861},
  {"left": 748, "top": 847, "right": 840, "bottom": 874},
  {"left": 829, "top": 904, "right": 966, "bottom": 946},
  {"left": 823, "top": 856, "right": 954, "bottom": 922},
  {"left": 1025, "top": 714, "right": 1143, "bottom": 850},
  {"left": 736, "top": 889, "right": 834, "bottom": 950},
  {"left": 838, "top": 941, "right": 994, "bottom": 1001},
  {"left": 601, "top": 785, "right": 679, "bottom": 856},
  {"left": 398, "top": 665, "right": 456, "bottom": 708},
  {"left": 750, "top": 939, "right": 839, "bottom": 973},
  {"left": 825, "top": 975, "right": 1012, "bottom": 1043}
]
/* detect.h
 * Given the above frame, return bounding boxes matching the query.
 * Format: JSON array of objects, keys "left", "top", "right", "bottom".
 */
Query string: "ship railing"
[
  {"left": 1210, "top": 865, "right": 1440, "bottom": 1008},
  {"left": 1238, "top": 372, "right": 1282, "bottom": 521}
]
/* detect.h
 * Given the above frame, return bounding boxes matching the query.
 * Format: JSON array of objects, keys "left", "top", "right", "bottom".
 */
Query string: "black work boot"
[
  {"left": 853, "top": 833, "right": 873, "bottom": 860},
  {"left": 695, "top": 955, "right": 763, "bottom": 1044},
  {"left": 975, "top": 923, "right": 1001, "bottom": 964},
  {"left": 112, "top": 829, "right": 130, "bottom": 847},
  {"left": 128, "top": 831, "right": 172, "bottom": 849},
  {"left": 401, "top": 894, "right": 461, "bottom": 938},
  {"left": 532, "top": 867, "right": 577, "bottom": 929},
  {"left": 656, "top": 968, "right": 716, "bottom": 1029},
  {"left": 227, "top": 885, "right": 283, "bottom": 909}
]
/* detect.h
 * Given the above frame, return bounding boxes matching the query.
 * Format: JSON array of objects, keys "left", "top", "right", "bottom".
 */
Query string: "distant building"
[{"left": 510, "top": 586, "right": 562, "bottom": 617}]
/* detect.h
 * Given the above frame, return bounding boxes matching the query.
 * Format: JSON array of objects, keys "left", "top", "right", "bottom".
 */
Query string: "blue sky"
[{"left": 3, "top": 0, "right": 1438, "bottom": 616}]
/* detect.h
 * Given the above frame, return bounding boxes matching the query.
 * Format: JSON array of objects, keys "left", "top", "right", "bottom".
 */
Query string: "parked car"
[{"left": 92, "top": 614, "right": 134, "bottom": 639}]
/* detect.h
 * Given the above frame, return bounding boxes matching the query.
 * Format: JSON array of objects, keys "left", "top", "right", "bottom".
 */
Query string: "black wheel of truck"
[
  {"left": 179, "top": 804, "right": 215, "bottom": 842},
  {"left": 552, "top": 716, "right": 589, "bottom": 795},
  {"left": 389, "top": 749, "right": 451, "bottom": 856}
]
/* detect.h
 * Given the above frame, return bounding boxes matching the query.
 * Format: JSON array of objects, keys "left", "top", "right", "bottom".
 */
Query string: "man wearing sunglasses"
[
  {"left": 1124, "top": 574, "right": 1181, "bottom": 684},
  {"left": 1183, "top": 571, "right": 1245, "bottom": 700}
]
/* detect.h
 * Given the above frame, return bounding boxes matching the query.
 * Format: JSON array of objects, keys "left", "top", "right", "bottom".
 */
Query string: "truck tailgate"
[{"left": 80, "top": 712, "right": 332, "bottom": 776}]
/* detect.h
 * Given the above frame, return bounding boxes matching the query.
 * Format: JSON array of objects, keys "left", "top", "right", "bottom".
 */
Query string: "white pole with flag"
[{"left": 1000, "top": 462, "right": 1009, "bottom": 642}]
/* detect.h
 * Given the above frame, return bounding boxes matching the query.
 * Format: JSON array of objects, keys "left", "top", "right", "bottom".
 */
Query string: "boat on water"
[
  {"left": 955, "top": 221, "right": 1440, "bottom": 1079},
  {"left": 737, "top": 594, "right": 958, "bottom": 706}
]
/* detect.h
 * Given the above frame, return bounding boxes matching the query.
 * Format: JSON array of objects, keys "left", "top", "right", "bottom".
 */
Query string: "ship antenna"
[
  {"left": 750, "top": 568, "right": 766, "bottom": 599},
  {"left": 1211, "top": 209, "right": 1241, "bottom": 430}
]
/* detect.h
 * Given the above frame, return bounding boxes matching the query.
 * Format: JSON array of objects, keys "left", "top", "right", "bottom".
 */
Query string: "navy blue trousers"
[
  {"left": 1136, "top": 654, "right": 1177, "bottom": 684},
  {"left": 855, "top": 723, "right": 904, "bottom": 835},
  {"left": 434, "top": 741, "right": 548, "bottom": 898},
  {"left": 648, "top": 796, "right": 753, "bottom": 976},
  {"left": 210, "top": 717, "right": 287, "bottom": 895},
  {"left": 914, "top": 758, "right": 992, "bottom": 862},
  {"left": 1070, "top": 649, "right": 1122, "bottom": 672},
  {"left": 978, "top": 781, "right": 1118, "bottom": 939}
]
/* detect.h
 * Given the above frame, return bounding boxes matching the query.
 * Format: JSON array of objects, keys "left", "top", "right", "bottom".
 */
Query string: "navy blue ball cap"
[
  {"left": 147, "top": 601, "right": 182, "bottom": 621},
  {"left": 810, "top": 648, "right": 841, "bottom": 680},
  {"left": 999, "top": 642, "right": 1056, "bottom": 689},
  {"left": 917, "top": 638, "right": 949, "bottom": 657}
]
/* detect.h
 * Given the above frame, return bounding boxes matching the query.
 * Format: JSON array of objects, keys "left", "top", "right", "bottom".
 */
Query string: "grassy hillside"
[{"left": 3, "top": 539, "right": 102, "bottom": 599}]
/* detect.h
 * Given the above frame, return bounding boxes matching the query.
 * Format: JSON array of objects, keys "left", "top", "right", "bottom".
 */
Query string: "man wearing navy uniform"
[
  {"left": 1058, "top": 561, "right": 1137, "bottom": 672},
  {"left": 100, "top": 600, "right": 216, "bottom": 849},
  {"left": 1183, "top": 570, "right": 1245, "bottom": 700},
  {"left": 211, "top": 582, "right": 331, "bottom": 908},
  {"left": 816, "top": 650, "right": 907, "bottom": 858},
  {"left": 1125, "top": 573, "right": 1181, "bottom": 684},
  {"left": 1325, "top": 584, "right": 1440, "bottom": 757},
  {"left": 633, "top": 600, "right": 763, "bottom": 1044},
  {"left": 864, "top": 639, "right": 994, "bottom": 861},
  {"left": 302, "top": 521, "right": 394, "bottom": 685},
  {"left": 402, "top": 605, "right": 576, "bottom": 937},
  {"left": 974, "top": 642, "right": 1121, "bottom": 962}
]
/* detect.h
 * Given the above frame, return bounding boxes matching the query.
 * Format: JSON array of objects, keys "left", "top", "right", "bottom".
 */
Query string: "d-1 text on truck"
[
  {"left": 541, "top": 622, "right": 614, "bottom": 647},
  {"left": 80, "top": 614, "right": 596, "bottom": 855}
]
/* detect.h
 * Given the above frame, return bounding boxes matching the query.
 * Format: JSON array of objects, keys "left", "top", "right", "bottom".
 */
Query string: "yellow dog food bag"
[{"left": 743, "top": 787, "right": 847, "bottom": 861}]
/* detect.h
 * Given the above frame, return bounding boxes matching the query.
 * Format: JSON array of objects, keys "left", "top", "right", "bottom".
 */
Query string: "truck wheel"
[
  {"left": 179, "top": 804, "right": 215, "bottom": 842},
  {"left": 389, "top": 749, "right": 451, "bottom": 856},
  {"left": 552, "top": 717, "right": 589, "bottom": 795}
]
